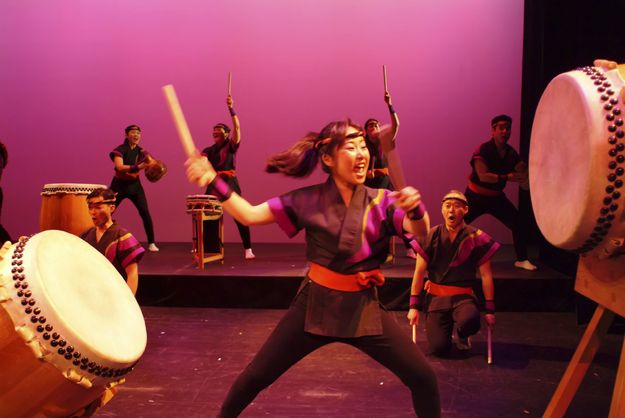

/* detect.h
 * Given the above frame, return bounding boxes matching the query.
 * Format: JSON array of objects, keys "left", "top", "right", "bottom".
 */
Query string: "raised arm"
[
  {"left": 384, "top": 92, "right": 399, "bottom": 142},
  {"left": 227, "top": 95, "right": 241, "bottom": 145},
  {"left": 185, "top": 154, "right": 273, "bottom": 225}
]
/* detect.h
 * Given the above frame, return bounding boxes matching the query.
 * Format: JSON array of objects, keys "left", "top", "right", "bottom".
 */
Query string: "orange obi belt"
[
  {"left": 217, "top": 170, "right": 236, "bottom": 177},
  {"left": 424, "top": 280, "right": 474, "bottom": 297},
  {"left": 308, "top": 262, "right": 385, "bottom": 292},
  {"left": 372, "top": 168, "right": 389, "bottom": 177},
  {"left": 467, "top": 180, "right": 503, "bottom": 197}
]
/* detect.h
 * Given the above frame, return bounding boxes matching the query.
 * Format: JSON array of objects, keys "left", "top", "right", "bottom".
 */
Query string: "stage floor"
[
  {"left": 136, "top": 243, "right": 575, "bottom": 311},
  {"left": 97, "top": 307, "right": 621, "bottom": 418}
]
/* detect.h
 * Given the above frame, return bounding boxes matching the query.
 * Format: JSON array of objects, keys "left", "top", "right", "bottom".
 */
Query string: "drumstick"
[
  {"left": 412, "top": 324, "right": 417, "bottom": 344},
  {"left": 383, "top": 64, "right": 388, "bottom": 93},
  {"left": 162, "top": 84, "right": 198, "bottom": 158},
  {"left": 379, "top": 65, "right": 407, "bottom": 190},
  {"left": 228, "top": 72, "right": 232, "bottom": 96},
  {"left": 487, "top": 325, "right": 493, "bottom": 365}
]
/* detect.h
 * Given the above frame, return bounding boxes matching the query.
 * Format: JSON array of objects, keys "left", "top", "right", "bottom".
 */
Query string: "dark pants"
[
  {"left": 426, "top": 300, "right": 481, "bottom": 357},
  {"left": 219, "top": 286, "right": 441, "bottom": 418},
  {"left": 464, "top": 187, "right": 528, "bottom": 261},
  {"left": 111, "top": 179, "right": 155, "bottom": 243},
  {"left": 0, "top": 187, "right": 11, "bottom": 243},
  {"left": 208, "top": 176, "right": 251, "bottom": 250}
]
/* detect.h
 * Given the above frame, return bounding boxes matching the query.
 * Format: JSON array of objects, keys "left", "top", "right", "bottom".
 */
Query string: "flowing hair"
[{"left": 266, "top": 119, "right": 363, "bottom": 177}]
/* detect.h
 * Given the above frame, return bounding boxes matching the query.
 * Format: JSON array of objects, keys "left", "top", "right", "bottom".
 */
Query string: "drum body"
[
  {"left": 186, "top": 194, "right": 223, "bottom": 219},
  {"left": 530, "top": 65, "right": 625, "bottom": 254},
  {"left": 145, "top": 157, "right": 167, "bottom": 183},
  {"left": 40, "top": 183, "right": 107, "bottom": 236},
  {"left": 0, "top": 230, "right": 147, "bottom": 417}
]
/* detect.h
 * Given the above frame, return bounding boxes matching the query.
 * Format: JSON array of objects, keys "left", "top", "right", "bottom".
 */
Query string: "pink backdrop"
[{"left": 0, "top": 0, "right": 524, "bottom": 244}]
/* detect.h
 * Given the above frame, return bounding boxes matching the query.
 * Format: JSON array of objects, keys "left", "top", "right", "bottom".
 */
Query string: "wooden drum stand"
[
  {"left": 544, "top": 246, "right": 625, "bottom": 417},
  {"left": 187, "top": 195, "right": 224, "bottom": 268}
]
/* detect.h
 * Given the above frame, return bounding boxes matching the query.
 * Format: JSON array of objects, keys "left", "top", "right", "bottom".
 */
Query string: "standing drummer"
[
  {"left": 364, "top": 91, "right": 416, "bottom": 259},
  {"left": 201, "top": 94, "right": 255, "bottom": 260},
  {"left": 81, "top": 188, "right": 145, "bottom": 295},
  {"left": 110, "top": 124, "right": 159, "bottom": 252},
  {"left": 464, "top": 114, "right": 537, "bottom": 271}
]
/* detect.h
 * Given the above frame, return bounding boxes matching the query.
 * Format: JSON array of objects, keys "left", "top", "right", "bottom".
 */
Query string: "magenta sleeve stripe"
[
  {"left": 121, "top": 248, "right": 145, "bottom": 268},
  {"left": 268, "top": 197, "right": 298, "bottom": 238},
  {"left": 393, "top": 209, "right": 404, "bottom": 236},
  {"left": 117, "top": 234, "right": 141, "bottom": 251},
  {"left": 477, "top": 242, "right": 501, "bottom": 266}
]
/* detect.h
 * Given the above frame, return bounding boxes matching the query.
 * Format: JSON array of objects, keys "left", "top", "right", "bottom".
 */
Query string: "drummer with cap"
[
  {"left": 81, "top": 188, "right": 145, "bottom": 295},
  {"left": 407, "top": 190, "right": 498, "bottom": 356}
]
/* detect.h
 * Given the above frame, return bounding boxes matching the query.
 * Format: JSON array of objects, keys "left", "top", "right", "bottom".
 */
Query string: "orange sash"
[
  {"left": 308, "top": 262, "right": 385, "bottom": 292},
  {"left": 424, "top": 280, "right": 474, "bottom": 297}
]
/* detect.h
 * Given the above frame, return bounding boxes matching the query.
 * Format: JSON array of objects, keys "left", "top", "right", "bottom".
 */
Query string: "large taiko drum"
[
  {"left": 40, "top": 183, "right": 108, "bottom": 236},
  {"left": 0, "top": 230, "right": 147, "bottom": 417},
  {"left": 530, "top": 64, "right": 625, "bottom": 254}
]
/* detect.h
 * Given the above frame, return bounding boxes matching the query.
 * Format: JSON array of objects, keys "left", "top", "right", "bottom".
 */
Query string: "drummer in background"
[
  {"left": 407, "top": 190, "right": 498, "bottom": 356},
  {"left": 464, "top": 114, "right": 537, "bottom": 271},
  {"left": 110, "top": 124, "right": 159, "bottom": 252},
  {"left": 0, "top": 141, "right": 11, "bottom": 243},
  {"left": 81, "top": 188, "right": 145, "bottom": 295},
  {"left": 364, "top": 91, "right": 416, "bottom": 259},
  {"left": 201, "top": 94, "right": 255, "bottom": 260}
]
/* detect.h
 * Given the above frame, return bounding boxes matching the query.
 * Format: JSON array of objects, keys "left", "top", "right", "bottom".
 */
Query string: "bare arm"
[
  {"left": 113, "top": 156, "right": 147, "bottom": 173},
  {"left": 475, "top": 158, "right": 528, "bottom": 184},
  {"left": 185, "top": 154, "right": 274, "bottom": 225},
  {"left": 124, "top": 262, "right": 139, "bottom": 296},
  {"left": 478, "top": 260, "right": 496, "bottom": 327},
  {"left": 479, "top": 261, "right": 495, "bottom": 301},
  {"left": 407, "top": 253, "right": 428, "bottom": 325},
  {"left": 227, "top": 95, "right": 241, "bottom": 145},
  {"left": 474, "top": 159, "right": 501, "bottom": 184}
]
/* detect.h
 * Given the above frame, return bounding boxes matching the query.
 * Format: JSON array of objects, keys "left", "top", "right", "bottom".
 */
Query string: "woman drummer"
[{"left": 186, "top": 119, "right": 440, "bottom": 417}]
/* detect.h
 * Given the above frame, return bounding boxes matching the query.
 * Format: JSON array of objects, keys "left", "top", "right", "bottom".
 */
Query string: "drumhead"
[
  {"left": 41, "top": 183, "right": 107, "bottom": 195},
  {"left": 1, "top": 230, "right": 146, "bottom": 384},
  {"left": 186, "top": 194, "right": 217, "bottom": 200},
  {"left": 530, "top": 66, "right": 625, "bottom": 252}
]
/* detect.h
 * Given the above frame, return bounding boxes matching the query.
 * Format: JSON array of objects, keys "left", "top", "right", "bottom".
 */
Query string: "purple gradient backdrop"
[{"left": 0, "top": 0, "right": 524, "bottom": 244}]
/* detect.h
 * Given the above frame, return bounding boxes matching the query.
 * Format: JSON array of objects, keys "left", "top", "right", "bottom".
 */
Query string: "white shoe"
[
  {"left": 148, "top": 243, "right": 160, "bottom": 252},
  {"left": 514, "top": 260, "right": 537, "bottom": 271},
  {"left": 456, "top": 336, "right": 472, "bottom": 351},
  {"left": 406, "top": 248, "right": 417, "bottom": 259},
  {"left": 244, "top": 248, "right": 256, "bottom": 260}
]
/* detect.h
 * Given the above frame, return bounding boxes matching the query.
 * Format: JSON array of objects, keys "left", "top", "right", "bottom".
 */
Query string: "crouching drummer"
[{"left": 80, "top": 188, "right": 145, "bottom": 295}]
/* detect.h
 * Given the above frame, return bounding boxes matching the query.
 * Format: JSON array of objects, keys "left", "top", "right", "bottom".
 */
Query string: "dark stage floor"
[
  {"left": 136, "top": 243, "right": 575, "bottom": 312},
  {"left": 96, "top": 307, "right": 621, "bottom": 418},
  {"left": 89, "top": 243, "right": 620, "bottom": 417}
]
